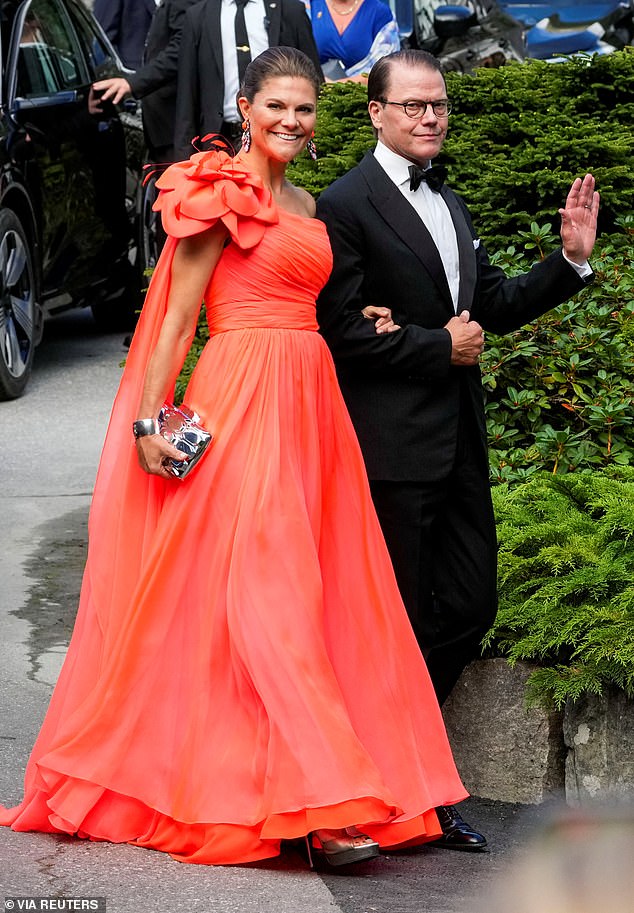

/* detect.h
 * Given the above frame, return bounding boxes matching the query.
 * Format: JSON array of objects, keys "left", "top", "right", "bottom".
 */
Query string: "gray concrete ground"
[{"left": 0, "top": 310, "right": 558, "bottom": 913}]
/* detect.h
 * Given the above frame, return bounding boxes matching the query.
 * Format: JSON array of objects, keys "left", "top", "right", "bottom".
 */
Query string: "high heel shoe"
[{"left": 310, "top": 827, "right": 380, "bottom": 867}]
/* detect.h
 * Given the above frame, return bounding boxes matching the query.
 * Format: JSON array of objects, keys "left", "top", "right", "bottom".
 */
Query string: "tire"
[{"left": 0, "top": 209, "right": 37, "bottom": 400}]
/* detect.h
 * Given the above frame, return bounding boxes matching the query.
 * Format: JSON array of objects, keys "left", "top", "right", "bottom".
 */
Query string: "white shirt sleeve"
[{"left": 562, "top": 251, "right": 593, "bottom": 279}]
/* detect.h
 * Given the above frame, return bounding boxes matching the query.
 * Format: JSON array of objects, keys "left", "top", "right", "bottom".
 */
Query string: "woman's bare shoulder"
[
  {"left": 296, "top": 186, "right": 317, "bottom": 217},
  {"left": 283, "top": 182, "right": 317, "bottom": 218}
]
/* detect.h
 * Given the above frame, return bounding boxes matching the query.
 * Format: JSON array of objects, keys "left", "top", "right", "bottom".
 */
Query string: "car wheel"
[{"left": 0, "top": 209, "right": 37, "bottom": 400}]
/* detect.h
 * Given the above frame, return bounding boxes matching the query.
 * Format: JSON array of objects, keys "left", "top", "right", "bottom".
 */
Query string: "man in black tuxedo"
[
  {"left": 317, "top": 49, "right": 598, "bottom": 848},
  {"left": 173, "top": 0, "right": 321, "bottom": 160},
  {"left": 94, "top": 0, "right": 155, "bottom": 70},
  {"left": 94, "top": 0, "right": 198, "bottom": 162}
]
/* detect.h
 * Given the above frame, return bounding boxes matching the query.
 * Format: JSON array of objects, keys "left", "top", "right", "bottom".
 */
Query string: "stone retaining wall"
[
  {"left": 564, "top": 689, "right": 634, "bottom": 805},
  {"left": 442, "top": 659, "right": 634, "bottom": 806}
]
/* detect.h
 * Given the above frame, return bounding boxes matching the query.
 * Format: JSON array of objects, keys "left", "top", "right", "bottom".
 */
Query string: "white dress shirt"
[
  {"left": 374, "top": 140, "right": 461, "bottom": 311},
  {"left": 373, "top": 141, "right": 592, "bottom": 309},
  {"left": 221, "top": 0, "right": 270, "bottom": 123}
]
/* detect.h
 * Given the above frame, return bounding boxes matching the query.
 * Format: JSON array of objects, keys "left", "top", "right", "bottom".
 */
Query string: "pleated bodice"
[{"left": 207, "top": 210, "right": 331, "bottom": 334}]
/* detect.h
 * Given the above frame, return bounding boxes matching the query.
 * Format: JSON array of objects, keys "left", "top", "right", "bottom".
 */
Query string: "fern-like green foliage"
[{"left": 485, "top": 467, "right": 634, "bottom": 708}]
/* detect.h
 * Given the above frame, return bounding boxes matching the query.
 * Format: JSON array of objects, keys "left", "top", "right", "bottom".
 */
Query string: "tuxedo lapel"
[
  {"left": 441, "top": 187, "right": 477, "bottom": 313},
  {"left": 264, "top": 0, "right": 281, "bottom": 43},
  {"left": 359, "top": 154, "right": 453, "bottom": 306}
]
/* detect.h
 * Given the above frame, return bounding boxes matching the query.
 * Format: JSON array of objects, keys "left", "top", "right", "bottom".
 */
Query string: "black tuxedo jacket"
[
  {"left": 128, "top": 0, "right": 199, "bottom": 154},
  {"left": 316, "top": 152, "right": 589, "bottom": 483},
  {"left": 174, "top": 0, "right": 322, "bottom": 160}
]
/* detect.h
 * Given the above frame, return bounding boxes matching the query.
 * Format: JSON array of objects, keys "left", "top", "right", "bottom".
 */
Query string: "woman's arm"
[{"left": 135, "top": 224, "right": 227, "bottom": 477}]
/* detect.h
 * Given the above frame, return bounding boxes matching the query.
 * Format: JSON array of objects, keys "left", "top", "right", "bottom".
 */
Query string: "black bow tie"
[{"left": 408, "top": 163, "right": 446, "bottom": 193}]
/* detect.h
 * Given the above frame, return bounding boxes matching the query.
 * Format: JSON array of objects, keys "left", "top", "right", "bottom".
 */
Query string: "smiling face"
[
  {"left": 368, "top": 62, "right": 449, "bottom": 166},
  {"left": 239, "top": 76, "right": 317, "bottom": 164}
]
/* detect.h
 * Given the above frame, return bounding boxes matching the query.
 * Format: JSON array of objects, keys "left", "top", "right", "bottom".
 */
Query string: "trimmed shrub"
[
  {"left": 288, "top": 50, "right": 634, "bottom": 245},
  {"left": 175, "top": 308, "right": 209, "bottom": 405},
  {"left": 288, "top": 54, "right": 634, "bottom": 702}
]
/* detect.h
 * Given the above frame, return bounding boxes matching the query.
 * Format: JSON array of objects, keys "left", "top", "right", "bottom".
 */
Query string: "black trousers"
[{"left": 369, "top": 412, "right": 498, "bottom": 706}]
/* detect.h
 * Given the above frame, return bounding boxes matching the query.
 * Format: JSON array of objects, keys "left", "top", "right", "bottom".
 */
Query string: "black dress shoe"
[{"left": 430, "top": 805, "right": 487, "bottom": 851}]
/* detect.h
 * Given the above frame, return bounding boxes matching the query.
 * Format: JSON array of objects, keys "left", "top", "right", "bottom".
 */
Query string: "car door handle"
[{"left": 13, "top": 91, "right": 78, "bottom": 111}]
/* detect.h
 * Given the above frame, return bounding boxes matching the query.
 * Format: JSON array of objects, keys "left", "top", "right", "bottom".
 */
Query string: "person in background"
[
  {"left": 94, "top": 0, "right": 198, "bottom": 163},
  {"left": 483, "top": 809, "right": 634, "bottom": 913},
  {"left": 94, "top": 0, "right": 156, "bottom": 70},
  {"left": 174, "top": 0, "right": 322, "bottom": 160},
  {"left": 303, "top": 0, "right": 400, "bottom": 82}
]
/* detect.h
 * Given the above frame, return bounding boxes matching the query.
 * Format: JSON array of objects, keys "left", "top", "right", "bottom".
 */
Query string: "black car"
[{"left": 0, "top": 0, "right": 146, "bottom": 399}]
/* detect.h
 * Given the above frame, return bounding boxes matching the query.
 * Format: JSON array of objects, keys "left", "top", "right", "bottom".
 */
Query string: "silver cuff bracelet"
[{"left": 132, "top": 418, "right": 160, "bottom": 439}]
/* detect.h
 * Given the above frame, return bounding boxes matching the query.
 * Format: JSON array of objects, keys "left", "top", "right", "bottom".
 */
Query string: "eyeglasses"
[{"left": 378, "top": 99, "right": 452, "bottom": 118}]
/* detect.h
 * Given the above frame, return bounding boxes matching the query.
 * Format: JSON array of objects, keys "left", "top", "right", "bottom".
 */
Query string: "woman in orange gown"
[{"left": 0, "top": 48, "right": 467, "bottom": 866}]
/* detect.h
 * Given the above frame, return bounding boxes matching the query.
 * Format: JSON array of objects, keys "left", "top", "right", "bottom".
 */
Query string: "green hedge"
[
  {"left": 288, "top": 49, "right": 634, "bottom": 246},
  {"left": 182, "top": 54, "right": 634, "bottom": 478}
]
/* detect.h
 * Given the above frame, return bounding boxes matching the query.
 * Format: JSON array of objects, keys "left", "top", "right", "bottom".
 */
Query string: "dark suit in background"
[
  {"left": 127, "top": 0, "right": 199, "bottom": 161},
  {"left": 174, "top": 0, "right": 321, "bottom": 161},
  {"left": 317, "top": 152, "right": 589, "bottom": 704},
  {"left": 94, "top": 0, "right": 156, "bottom": 70}
]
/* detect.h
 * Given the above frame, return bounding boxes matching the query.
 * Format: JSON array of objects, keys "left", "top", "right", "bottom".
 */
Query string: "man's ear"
[{"left": 368, "top": 100, "right": 382, "bottom": 133}]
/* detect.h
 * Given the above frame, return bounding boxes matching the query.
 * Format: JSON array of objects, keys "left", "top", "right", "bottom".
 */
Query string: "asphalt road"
[{"left": 0, "top": 309, "right": 555, "bottom": 913}]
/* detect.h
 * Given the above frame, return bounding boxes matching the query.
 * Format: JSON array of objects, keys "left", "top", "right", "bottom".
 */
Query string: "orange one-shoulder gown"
[{"left": 0, "top": 152, "right": 467, "bottom": 864}]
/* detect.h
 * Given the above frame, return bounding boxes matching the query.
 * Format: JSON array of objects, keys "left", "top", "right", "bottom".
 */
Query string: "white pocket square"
[{"left": 473, "top": 238, "right": 481, "bottom": 249}]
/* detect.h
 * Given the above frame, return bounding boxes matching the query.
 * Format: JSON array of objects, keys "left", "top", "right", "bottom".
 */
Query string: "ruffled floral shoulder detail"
[{"left": 153, "top": 150, "right": 278, "bottom": 248}]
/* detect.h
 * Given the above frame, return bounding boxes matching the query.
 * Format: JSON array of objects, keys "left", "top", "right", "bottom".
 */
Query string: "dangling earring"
[
  {"left": 307, "top": 131, "right": 317, "bottom": 161},
  {"left": 241, "top": 120, "right": 251, "bottom": 153}
]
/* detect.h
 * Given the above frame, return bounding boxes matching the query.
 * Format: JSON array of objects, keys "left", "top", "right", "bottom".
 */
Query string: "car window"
[
  {"left": 17, "top": 0, "right": 84, "bottom": 97},
  {"left": 64, "top": 0, "right": 120, "bottom": 80}
]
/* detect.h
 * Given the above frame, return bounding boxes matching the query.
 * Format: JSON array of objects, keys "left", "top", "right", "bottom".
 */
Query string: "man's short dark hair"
[{"left": 367, "top": 50, "right": 443, "bottom": 103}]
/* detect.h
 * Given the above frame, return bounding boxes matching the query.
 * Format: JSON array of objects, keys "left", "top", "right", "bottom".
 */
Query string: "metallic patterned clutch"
[{"left": 158, "top": 403, "right": 212, "bottom": 480}]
